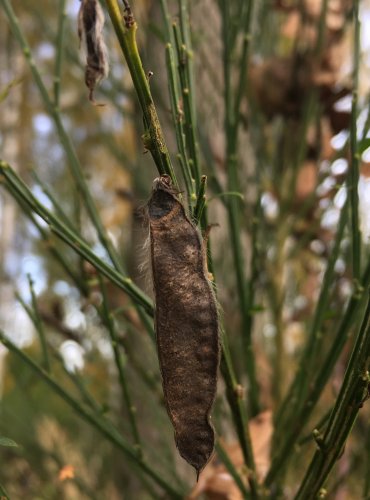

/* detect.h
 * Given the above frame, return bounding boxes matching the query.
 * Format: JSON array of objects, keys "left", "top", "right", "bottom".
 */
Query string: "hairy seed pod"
[
  {"left": 148, "top": 175, "right": 219, "bottom": 477},
  {"left": 78, "top": 0, "right": 108, "bottom": 104}
]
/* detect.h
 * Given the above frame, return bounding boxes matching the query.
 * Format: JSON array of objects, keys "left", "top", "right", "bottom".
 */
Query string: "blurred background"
[{"left": 1, "top": 0, "right": 370, "bottom": 498}]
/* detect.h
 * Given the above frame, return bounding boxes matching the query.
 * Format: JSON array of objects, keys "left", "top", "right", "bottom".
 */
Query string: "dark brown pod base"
[{"left": 148, "top": 175, "right": 219, "bottom": 477}]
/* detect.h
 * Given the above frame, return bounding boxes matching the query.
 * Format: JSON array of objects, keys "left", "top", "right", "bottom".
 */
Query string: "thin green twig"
[
  {"left": 178, "top": 0, "right": 201, "bottom": 188},
  {"left": 1, "top": 0, "right": 124, "bottom": 273},
  {"left": 0, "top": 483, "right": 10, "bottom": 500},
  {"left": 265, "top": 259, "right": 370, "bottom": 487},
  {"left": 0, "top": 161, "right": 153, "bottom": 315},
  {"left": 0, "top": 331, "right": 184, "bottom": 499},
  {"left": 234, "top": 0, "right": 254, "bottom": 123},
  {"left": 349, "top": 0, "right": 361, "bottom": 280},
  {"left": 220, "top": 0, "right": 260, "bottom": 415},
  {"left": 363, "top": 422, "right": 370, "bottom": 498},
  {"left": 16, "top": 278, "right": 51, "bottom": 373},
  {"left": 219, "top": 329, "right": 259, "bottom": 499},
  {"left": 54, "top": 0, "right": 67, "bottom": 106},
  {"left": 294, "top": 291, "right": 370, "bottom": 499},
  {"left": 164, "top": 42, "right": 194, "bottom": 203},
  {"left": 28, "top": 274, "right": 51, "bottom": 373},
  {"left": 4, "top": 180, "right": 86, "bottom": 293},
  {"left": 104, "top": 0, "right": 178, "bottom": 186},
  {"left": 216, "top": 440, "right": 250, "bottom": 499},
  {"left": 98, "top": 274, "right": 142, "bottom": 456},
  {"left": 275, "top": 198, "right": 348, "bottom": 432},
  {"left": 193, "top": 175, "right": 207, "bottom": 225}
]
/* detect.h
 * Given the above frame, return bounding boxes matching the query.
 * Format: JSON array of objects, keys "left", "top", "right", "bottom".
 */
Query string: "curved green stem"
[{"left": 104, "top": 0, "right": 178, "bottom": 186}]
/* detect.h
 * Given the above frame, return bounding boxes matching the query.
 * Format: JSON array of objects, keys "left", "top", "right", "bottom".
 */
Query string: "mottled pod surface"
[
  {"left": 148, "top": 175, "right": 219, "bottom": 476},
  {"left": 78, "top": 0, "right": 108, "bottom": 103}
]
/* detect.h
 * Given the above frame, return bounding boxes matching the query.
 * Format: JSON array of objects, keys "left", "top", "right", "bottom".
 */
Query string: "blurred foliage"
[{"left": 0, "top": 0, "right": 370, "bottom": 499}]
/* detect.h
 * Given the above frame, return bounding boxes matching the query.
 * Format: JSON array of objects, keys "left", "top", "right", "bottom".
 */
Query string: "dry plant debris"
[{"left": 78, "top": 0, "right": 109, "bottom": 104}]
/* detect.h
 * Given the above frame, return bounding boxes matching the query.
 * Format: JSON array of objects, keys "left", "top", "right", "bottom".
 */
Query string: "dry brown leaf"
[
  {"left": 188, "top": 411, "right": 273, "bottom": 499},
  {"left": 296, "top": 161, "right": 317, "bottom": 202},
  {"left": 327, "top": 0, "right": 347, "bottom": 32},
  {"left": 361, "top": 163, "right": 370, "bottom": 179},
  {"left": 304, "top": 0, "right": 322, "bottom": 18},
  {"left": 281, "top": 12, "right": 300, "bottom": 40},
  {"left": 250, "top": 411, "right": 273, "bottom": 480},
  {"left": 321, "top": 117, "right": 336, "bottom": 160},
  {"left": 58, "top": 464, "right": 75, "bottom": 482}
]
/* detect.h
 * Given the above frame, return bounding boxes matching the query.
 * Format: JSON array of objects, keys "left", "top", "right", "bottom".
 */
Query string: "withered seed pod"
[
  {"left": 78, "top": 0, "right": 108, "bottom": 104},
  {"left": 148, "top": 175, "right": 219, "bottom": 477}
]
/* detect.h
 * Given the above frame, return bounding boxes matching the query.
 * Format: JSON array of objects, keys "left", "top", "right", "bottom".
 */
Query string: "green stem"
[
  {"left": 220, "top": 0, "right": 259, "bottom": 415},
  {"left": 16, "top": 279, "right": 51, "bottom": 374},
  {"left": 0, "top": 0, "right": 123, "bottom": 273},
  {"left": 0, "top": 483, "right": 10, "bottom": 500},
  {"left": 32, "top": 170, "right": 77, "bottom": 232},
  {"left": 265, "top": 259, "right": 370, "bottom": 487},
  {"left": 0, "top": 162, "right": 153, "bottom": 315},
  {"left": 98, "top": 274, "right": 142, "bottom": 456},
  {"left": 158, "top": 0, "right": 172, "bottom": 42},
  {"left": 216, "top": 440, "right": 250, "bottom": 499},
  {"left": 193, "top": 175, "right": 207, "bottom": 225},
  {"left": 28, "top": 274, "right": 51, "bottom": 373},
  {"left": 165, "top": 42, "right": 194, "bottom": 203},
  {"left": 234, "top": 0, "right": 254, "bottom": 122},
  {"left": 363, "top": 422, "right": 370, "bottom": 498},
  {"left": 32, "top": 169, "right": 155, "bottom": 340},
  {"left": 5, "top": 180, "right": 86, "bottom": 293},
  {"left": 178, "top": 0, "right": 201, "bottom": 188},
  {"left": 220, "top": 329, "right": 259, "bottom": 499},
  {"left": 104, "top": 0, "right": 178, "bottom": 186},
  {"left": 67, "top": 369, "right": 105, "bottom": 415},
  {"left": 53, "top": 0, "right": 67, "bottom": 107},
  {"left": 294, "top": 291, "right": 370, "bottom": 499},
  {"left": 349, "top": 0, "right": 361, "bottom": 281},
  {"left": 275, "top": 198, "right": 348, "bottom": 431},
  {"left": 0, "top": 331, "right": 184, "bottom": 499}
]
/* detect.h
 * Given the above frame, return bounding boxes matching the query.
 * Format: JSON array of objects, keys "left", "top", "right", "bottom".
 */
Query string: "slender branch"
[
  {"left": 0, "top": 331, "right": 184, "bottom": 499},
  {"left": 216, "top": 440, "right": 250, "bottom": 499},
  {"left": 349, "top": 0, "right": 361, "bottom": 280},
  {"left": 178, "top": 0, "right": 201, "bottom": 188},
  {"left": 0, "top": 162, "right": 153, "bottom": 315},
  {"left": 104, "top": 0, "right": 178, "bottom": 186},
  {"left": 294, "top": 291, "right": 370, "bottom": 499},
  {"left": 4, "top": 180, "right": 86, "bottom": 293},
  {"left": 363, "top": 423, "right": 370, "bottom": 498},
  {"left": 219, "top": 328, "right": 259, "bottom": 498},
  {"left": 0, "top": 0, "right": 124, "bottom": 273},
  {"left": 193, "top": 175, "right": 207, "bottom": 225},
  {"left": 165, "top": 42, "right": 194, "bottom": 203},
  {"left": 234, "top": 0, "right": 254, "bottom": 124},
  {"left": 220, "top": 0, "right": 260, "bottom": 415},
  {"left": 28, "top": 274, "right": 51, "bottom": 373},
  {"left": 53, "top": 0, "right": 67, "bottom": 106},
  {"left": 98, "top": 274, "right": 142, "bottom": 456},
  {"left": 0, "top": 483, "right": 10, "bottom": 500},
  {"left": 265, "top": 259, "right": 370, "bottom": 487},
  {"left": 275, "top": 198, "right": 348, "bottom": 430}
]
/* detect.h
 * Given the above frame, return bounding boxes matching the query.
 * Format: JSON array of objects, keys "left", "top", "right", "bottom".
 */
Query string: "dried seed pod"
[
  {"left": 148, "top": 175, "right": 219, "bottom": 477},
  {"left": 78, "top": 0, "right": 108, "bottom": 105}
]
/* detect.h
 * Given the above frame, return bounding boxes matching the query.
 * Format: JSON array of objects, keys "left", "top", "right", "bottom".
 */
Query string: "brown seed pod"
[
  {"left": 148, "top": 175, "right": 220, "bottom": 477},
  {"left": 78, "top": 0, "right": 108, "bottom": 105}
]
